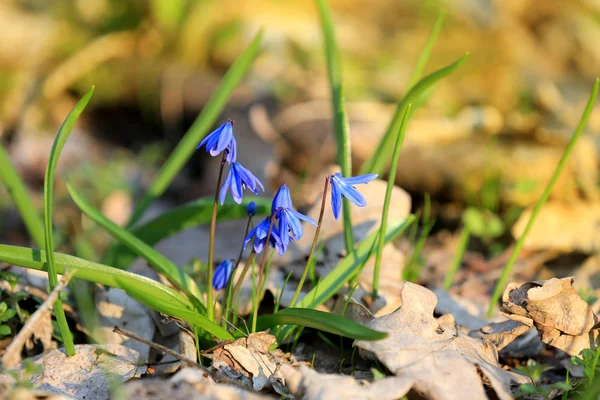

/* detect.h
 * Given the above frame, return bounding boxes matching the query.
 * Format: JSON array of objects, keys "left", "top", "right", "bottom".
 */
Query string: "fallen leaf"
[
  {"left": 501, "top": 277, "right": 599, "bottom": 356},
  {"left": 355, "top": 282, "right": 528, "bottom": 400},
  {"left": 209, "top": 332, "right": 295, "bottom": 394},
  {"left": 5, "top": 344, "right": 146, "bottom": 400},
  {"left": 468, "top": 320, "right": 531, "bottom": 351},
  {"left": 281, "top": 364, "right": 414, "bottom": 400}
]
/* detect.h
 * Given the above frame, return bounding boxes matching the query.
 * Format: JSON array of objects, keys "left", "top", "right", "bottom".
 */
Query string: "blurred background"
[{"left": 2, "top": 0, "right": 600, "bottom": 278}]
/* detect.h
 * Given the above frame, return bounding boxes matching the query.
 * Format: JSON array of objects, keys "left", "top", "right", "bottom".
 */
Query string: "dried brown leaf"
[
  {"left": 501, "top": 277, "right": 599, "bottom": 355},
  {"left": 355, "top": 283, "right": 528, "bottom": 400}
]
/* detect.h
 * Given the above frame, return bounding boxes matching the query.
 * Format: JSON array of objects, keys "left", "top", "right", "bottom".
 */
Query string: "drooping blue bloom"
[
  {"left": 246, "top": 201, "right": 257, "bottom": 217},
  {"left": 220, "top": 162, "right": 264, "bottom": 205},
  {"left": 329, "top": 172, "right": 378, "bottom": 220},
  {"left": 271, "top": 183, "right": 317, "bottom": 248},
  {"left": 244, "top": 217, "right": 287, "bottom": 255},
  {"left": 212, "top": 259, "right": 234, "bottom": 290},
  {"left": 197, "top": 120, "right": 237, "bottom": 163}
]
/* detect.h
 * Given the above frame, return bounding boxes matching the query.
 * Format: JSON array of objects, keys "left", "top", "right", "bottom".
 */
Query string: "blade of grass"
[
  {"left": 316, "top": 0, "right": 354, "bottom": 254},
  {"left": 360, "top": 53, "right": 468, "bottom": 175},
  {"left": 0, "top": 144, "right": 45, "bottom": 248},
  {"left": 103, "top": 197, "right": 270, "bottom": 269},
  {"left": 43, "top": 87, "right": 94, "bottom": 356},
  {"left": 296, "top": 217, "right": 415, "bottom": 309},
  {"left": 127, "top": 30, "right": 263, "bottom": 227},
  {"left": 372, "top": 104, "right": 411, "bottom": 300},
  {"left": 66, "top": 183, "right": 206, "bottom": 312},
  {"left": 406, "top": 11, "right": 446, "bottom": 89},
  {"left": 442, "top": 226, "right": 470, "bottom": 290},
  {"left": 0, "top": 243, "right": 192, "bottom": 310},
  {"left": 257, "top": 308, "right": 387, "bottom": 341},
  {"left": 487, "top": 78, "right": 600, "bottom": 317}
]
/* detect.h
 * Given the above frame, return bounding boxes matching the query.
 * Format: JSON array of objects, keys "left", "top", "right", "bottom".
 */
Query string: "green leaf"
[
  {"left": 44, "top": 86, "right": 94, "bottom": 356},
  {"left": 127, "top": 29, "right": 263, "bottom": 227},
  {"left": 316, "top": 0, "right": 354, "bottom": 254},
  {"left": 66, "top": 183, "right": 205, "bottom": 312},
  {"left": 0, "top": 324, "right": 10, "bottom": 337},
  {"left": 256, "top": 308, "right": 387, "bottom": 340},
  {"left": 360, "top": 53, "right": 469, "bottom": 175},
  {"left": 296, "top": 217, "right": 415, "bottom": 309},
  {"left": 406, "top": 11, "right": 446, "bottom": 89},
  {"left": 104, "top": 197, "right": 270, "bottom": 269},
  {"left": 373, "top": 104, "right": 411, "bottom": 300},
  {"left": 0, "top": 143, "right": 45, "bottom": 248},
  {"left": 0, "top": 244, "right": 193, "bottom": 311},
  {"left": 0, "top": 308, "right": 16, "bottom": 322},
  {"left": 488, "top": 78, "right": 600, "bottom": 317},
  {"left": 117, "top": 278, "right": 233, "bottom": 340},
  {"left": 0, "top": 302, "right": 7, "bottom": 314}
]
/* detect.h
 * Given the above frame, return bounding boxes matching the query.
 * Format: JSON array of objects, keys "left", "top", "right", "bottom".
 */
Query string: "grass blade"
[
  {"left": 372, "top": 104, "right": 412, "bottom": 300},
  {"left": 44, "top": 87, "right": 94, "bottom": 356},
  {"left": 66, "top": 183, "right": 206, "bottom": 312},
  {"left": 442, "top": 226, "right": 470, "bottom": 290},
  {"left": 117, "top": 279, "right": 233, "bottom": 340},
  {"left": 406, "top": 11, "right": 446, "bottom": 89},
  {"left": 0, "top": 143, "right": 45, "bottom": 248},
  {"left": 296, "top": 217, "right": 415, "bottom": 309},
  {"left": 127, "top": 29, "right": 263, "bottom": 227},
  {"left": 487, "top": 78, "right": 600, "bottom": 317},
  {"left": 316, "top": 0, "right": 354, "bottom": 254},
  {"left": 360, "top": 53, "right": 468, "bottom": 176},
  {"left": 103, "top": 197, "right": 270, "bottom": 269},
  {"left": 256, "top": 308, "right": 387, "bottom": 341},
  {"left": 0, "top": 244, "right": 192, "bottom": 311}
]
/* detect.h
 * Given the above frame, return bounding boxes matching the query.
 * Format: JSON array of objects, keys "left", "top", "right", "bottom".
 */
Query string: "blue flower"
[
  {"left": 197, "top": 120, "right": 237, "bottom": 163},
  {"left": 271, "top": 183, "right": 317, "bottom": 248},
  {"left": 246, "top": 201, "right": 257, "bottom": 217},
  {"left": 212, "top": 259, "right": 234, "bottom": 290},
  {"left": 220, "top": 162, "right": 264, "bottom": 205},
  {"left": 244, "top": 217, "right": 287, "bottom": 255},
  {"left": 329, "top": 172, "right": 378, "bottom": 220}
]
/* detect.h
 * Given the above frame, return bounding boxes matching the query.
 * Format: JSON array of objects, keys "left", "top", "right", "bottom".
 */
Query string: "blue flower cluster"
[{"left": 198, "top": 121, "right": 377, "bottom": 291}]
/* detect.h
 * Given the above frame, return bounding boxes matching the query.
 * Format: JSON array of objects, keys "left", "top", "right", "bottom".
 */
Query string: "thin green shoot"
[
  {"left": 311, "top": 353, "right": 316, "bottom": 369},
  {"left": 487, "top": 78, "right": 600, "bottom": 317},
  {"left": 406, "top": 11, "right": 446, "bottom": 89},
  {"left": 275, "top": 271, "right": 293, "bottom": 313},
  {"left": 43, "top": 86, "right": 94, "bottom": 356},
  {"left": 0, "top": 143, "right": 45, "bottom": 248},
  {"left": 373, "top": 104, "right": 411, "bottom": 300},
  {"left": 442, "top": 226, "right": 471, "bottom": 290},
  {"left": 316, "top": 0, "right": 354, "bottom": 255}
]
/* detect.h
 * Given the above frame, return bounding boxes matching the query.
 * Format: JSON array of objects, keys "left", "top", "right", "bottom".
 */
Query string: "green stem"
[
  {"left": 230, "top": 250, "right": 255, "bottom": 311},
  {"left": 372, "top": 104, "right": 412, "bottom": 301},
  {"left": 487, "top": 78, "right": 599, "bottom": 317},
  {"left": 289, "top": 176, "right": 329, "bottom": 307},
  {"left": 251, "top": 212, "right": 276, "bottom": 332},
  {"left": 207, "top": 152, "right": 227, "bottom": 321},
  {"left": 442, "top": 226, "right": 471, "bottom": 290},
  {"left": 223, "top": 216, "right": 253, "bottom": 326}
]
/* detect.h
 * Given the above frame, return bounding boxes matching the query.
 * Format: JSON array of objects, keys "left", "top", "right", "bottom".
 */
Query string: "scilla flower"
[
  {"left": 272, "top": 183, "right": 317, "bottom": 247},
  {"left": 197, "top": 120, "right": 237, "bottom": 163},
  {"left": 246, "top": 201, "right": 257, "bottom": 217},
  {"left": 329, "top": 172, "right": 378, "bottom": 219},
  {"left": 220, "top": 162, "right": 264, "bottom": 205},
  {"left": 212, "top": 259, "right": 234, "bottom": 290},
  {"left": 244, "top": 217, "right": 287, "bottom": 255}
]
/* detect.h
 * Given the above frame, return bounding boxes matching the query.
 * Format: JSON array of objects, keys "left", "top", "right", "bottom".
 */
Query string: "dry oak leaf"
[
  {"left": 354, "top": 283, "right": 528, "bottom": 400},
  {"left": 501, "top": 277, "right": 599, "bottom": 356}
]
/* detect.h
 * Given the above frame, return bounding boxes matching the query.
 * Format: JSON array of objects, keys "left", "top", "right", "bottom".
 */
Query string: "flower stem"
[
  {"left": 230, "top": 250, "right": 256, "bottom": 312},
  {"left": 289, "top": 176, "right": 329, "bottom": 307},
  {"left": 251, "top": 212, "right": 276, "bottom": 332},
  {"left": 223, "top": 216, "right": 253, "bottom": 326},
  {"left": 207, "top": 152, "right": 227, "bottom": 321}
]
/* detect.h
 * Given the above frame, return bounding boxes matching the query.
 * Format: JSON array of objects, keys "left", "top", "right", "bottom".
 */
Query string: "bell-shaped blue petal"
[
  {"left": 329, "top": 172, "right": 378, "bottom": 220},
  {"left": 197, "top": 120, "right": 237, "bottom": 163},
  {"left": 270, "top": 183, "right": 317, "bottom": 248},
  {"left": 212, "top": 259, "right": 234, "bottom": 290},
  {"left": 220, "top": 162, "right": 264, "bottom": 205},
  {"left": 244, "top": 218, "right": 287, "bottom": 255},
  {"left": 271, "top": 183, "right": 293, "bottom": 213}
]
